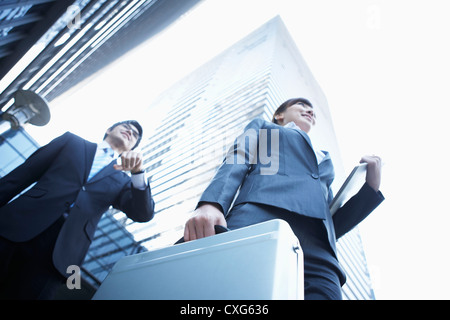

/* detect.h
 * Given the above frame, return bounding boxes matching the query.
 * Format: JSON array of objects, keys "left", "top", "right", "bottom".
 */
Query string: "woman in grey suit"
[{"left": 184, "top": 98, "right": 384, "bottom": 300}]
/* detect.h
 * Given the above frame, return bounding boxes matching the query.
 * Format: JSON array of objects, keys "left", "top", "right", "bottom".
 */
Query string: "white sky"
[{"left": 27, "top": 0, "right": 450, "bottom": 299}]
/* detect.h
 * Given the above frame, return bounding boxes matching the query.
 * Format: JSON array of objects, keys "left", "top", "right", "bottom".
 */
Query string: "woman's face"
[{"left": 276, "top": 102, "right": 316, "bottom": 133}]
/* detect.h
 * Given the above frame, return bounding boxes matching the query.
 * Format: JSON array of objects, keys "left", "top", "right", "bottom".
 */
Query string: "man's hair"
[
  {"left": 272, "top": 98, "right": 313, "bottom": 124},
  {"left": 103, "top": 120, "right": 143, "bottom": 150}
]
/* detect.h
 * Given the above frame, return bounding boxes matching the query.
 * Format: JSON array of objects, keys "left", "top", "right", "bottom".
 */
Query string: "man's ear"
[{"left": 103, "top": 128, "right": 112, "bottom": 141}]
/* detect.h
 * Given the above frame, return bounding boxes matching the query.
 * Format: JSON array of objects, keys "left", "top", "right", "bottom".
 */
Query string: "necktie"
[{"left": 88, "top": 148, "right": 113, "bottom": 181}]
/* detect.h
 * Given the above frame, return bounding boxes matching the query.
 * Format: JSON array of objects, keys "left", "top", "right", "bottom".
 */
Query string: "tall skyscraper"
[{"left": 119, "top": 16, "right": 374, "bottom": 299}]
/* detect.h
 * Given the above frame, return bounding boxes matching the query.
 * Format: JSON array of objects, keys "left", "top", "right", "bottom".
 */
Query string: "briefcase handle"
[{"left": 174, "top": 225, "right": 230, "bottom": 245}]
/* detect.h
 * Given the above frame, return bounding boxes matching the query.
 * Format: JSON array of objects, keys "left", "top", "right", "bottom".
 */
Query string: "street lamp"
[{"left": 0, "top": 90, "right": 50, "bottom": 134}]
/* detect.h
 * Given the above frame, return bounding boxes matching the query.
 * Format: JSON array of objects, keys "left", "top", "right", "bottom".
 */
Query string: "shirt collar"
[{"left": 284, "top": 121, "right": 303, "bottom": 132}]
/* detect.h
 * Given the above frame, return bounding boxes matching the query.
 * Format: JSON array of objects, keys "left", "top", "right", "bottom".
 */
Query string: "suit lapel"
[
  {"left": 288, "top": 127, "right": 333, "bottom": 169},
  {"left": 282, "top": 124, "right": 315, "bottom": 153},
  {"left": 293, "top": 128, "right": 332, "bottom": 166},
  {"left": 290, "top": 128, "right": 320, "bottom": 165},
  {"left": 87, "top": 159, "right": 118, "bottom": 184},
  {"left": 319, "top": 150, "right": 331, "bottom": 165},
  {"left": 296, "top": 129, "right": 314, "bottom": 152},
  {"left": 318, "top": 151, "right": 334, "bottom": 180},
  {"left": 84, "top": 141, "right": 97, "bottom": 184}
]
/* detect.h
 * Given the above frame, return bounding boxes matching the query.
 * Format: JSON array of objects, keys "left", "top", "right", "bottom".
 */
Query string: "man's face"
[
  {"left": 278, "top": 102, "right": 316, "bottom": 133},
  {"left": 106, "top": 123, "right": 140, "bottom": 152}
]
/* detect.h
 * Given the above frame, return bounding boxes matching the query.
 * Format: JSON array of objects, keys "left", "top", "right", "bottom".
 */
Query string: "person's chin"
[{"left": 296, "top": 121, "right": 312, "bottom": 133}]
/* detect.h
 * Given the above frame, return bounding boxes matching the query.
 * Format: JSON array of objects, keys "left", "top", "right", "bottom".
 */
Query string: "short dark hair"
[
  {"left": 272, "top": 98, "right": 313, "bottom": 124},
  {"left": 104, "top": 120, "right": 143, "bottom": 150}
]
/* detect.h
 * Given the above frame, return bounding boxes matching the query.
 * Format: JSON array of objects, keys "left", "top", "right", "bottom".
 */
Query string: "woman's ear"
[{"left": 275, "top": 113, "right": 284, "bottom": 124}]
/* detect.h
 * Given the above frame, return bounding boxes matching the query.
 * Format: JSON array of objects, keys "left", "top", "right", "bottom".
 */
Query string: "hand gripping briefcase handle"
[{"left": 174, "top": 225, "right": 230, "bottom": 244}]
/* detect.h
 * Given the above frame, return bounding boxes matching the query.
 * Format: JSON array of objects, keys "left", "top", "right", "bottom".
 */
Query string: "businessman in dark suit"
[
  {"left": 0, "top": 120, "right": 155, "bottom": 299},
  {"left": 184, "top": 98, "right": 384, "bottom": 300}
]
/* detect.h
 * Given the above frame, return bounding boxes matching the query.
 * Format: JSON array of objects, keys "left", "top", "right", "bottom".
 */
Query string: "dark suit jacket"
[
  {"left": 199, "top": 118, "right": 384, "bottom": 255},
  {"left": 0, "top": 132, "right": 155, "bottom": 276}
]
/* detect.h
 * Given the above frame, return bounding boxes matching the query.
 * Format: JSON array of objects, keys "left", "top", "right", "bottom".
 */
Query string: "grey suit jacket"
[{"left": 199, "top": 118, "right": 384, "bottom": 254}]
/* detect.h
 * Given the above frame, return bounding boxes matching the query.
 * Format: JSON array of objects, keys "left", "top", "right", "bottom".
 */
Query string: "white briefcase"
[{"left": 92, "top": 219, "right": 303, "bottom": 300}]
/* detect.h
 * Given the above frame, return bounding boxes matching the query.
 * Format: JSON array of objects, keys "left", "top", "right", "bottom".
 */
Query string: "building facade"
[
  {"left": 128, "top": 16, "right": 375, "bottom": 299},
  {"left": 0, "top": 126, "right": 40, "bottom": 177}
]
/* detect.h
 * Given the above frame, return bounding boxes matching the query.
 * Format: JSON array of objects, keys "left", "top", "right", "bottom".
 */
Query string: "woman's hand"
[{"left": 360, "top": 155, "right": 382, "bottom": 192}]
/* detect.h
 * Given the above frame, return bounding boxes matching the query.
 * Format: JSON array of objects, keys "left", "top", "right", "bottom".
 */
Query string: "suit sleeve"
[
  {"left": 113, "top": 178, "right": 155, "bottom": 222},
  {"left": 198, "top": 118, "right": 264, "bottom": 215},
  {"left": 0, "top": 132, "right": 71, "bottom": 207},
  {"left": 332, "top": 182, "right": 385, "bottom": 239}
]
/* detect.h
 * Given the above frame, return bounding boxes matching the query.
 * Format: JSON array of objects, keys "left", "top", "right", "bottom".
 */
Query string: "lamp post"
[{"left": 0, "top": 90, "right": 50, "bottom": 134}]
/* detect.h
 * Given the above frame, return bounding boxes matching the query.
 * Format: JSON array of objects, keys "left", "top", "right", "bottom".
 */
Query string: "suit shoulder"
[
  {"left": 47, "top": 132, "right": 89, "bottom": 150},
  {"left": 61, "top": 132, "right": 88, "bottom": 143},
  {"left": 244, "top": 118, "right": 276, "bottom": 130},
  {"left": 45, "top": 131, "right": 74, "bottom": 145},
  {"left": 55, "top": 131, "right": 77, "bottom": 140}
]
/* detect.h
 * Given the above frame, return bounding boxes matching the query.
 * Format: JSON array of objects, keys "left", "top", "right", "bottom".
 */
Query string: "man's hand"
[
  {"left": 184, "top": 203, "right": 227, "bottom": 242},
  {"left": 360, "top": 155, "right": 382, "bottom": 192},
  {"left": 113, "top": 151, "right": 143, "bottom": 173}
]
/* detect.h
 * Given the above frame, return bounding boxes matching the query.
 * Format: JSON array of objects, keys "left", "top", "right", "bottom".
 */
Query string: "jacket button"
[{"left": 311, "top": 173, "right": 319, "bottom": 179}]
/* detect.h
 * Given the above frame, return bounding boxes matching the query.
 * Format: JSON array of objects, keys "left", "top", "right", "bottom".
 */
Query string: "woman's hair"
[
  {"left": 271, "top": 98, "right": 313, "bottom": 124},
  {"left": 103, "top": 120, "right": 143, "bottom": 150}
]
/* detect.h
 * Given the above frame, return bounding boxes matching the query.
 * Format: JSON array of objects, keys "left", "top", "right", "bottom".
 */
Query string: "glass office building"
[
  {"left": 0, "top": 127, "right": 40, "bottom": 177},
  {"left": 121, "top": 16, "right": 375, "bottom": 299},
  {"left": 80, "top": 208, "right": 148, "bottom": 288}
]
